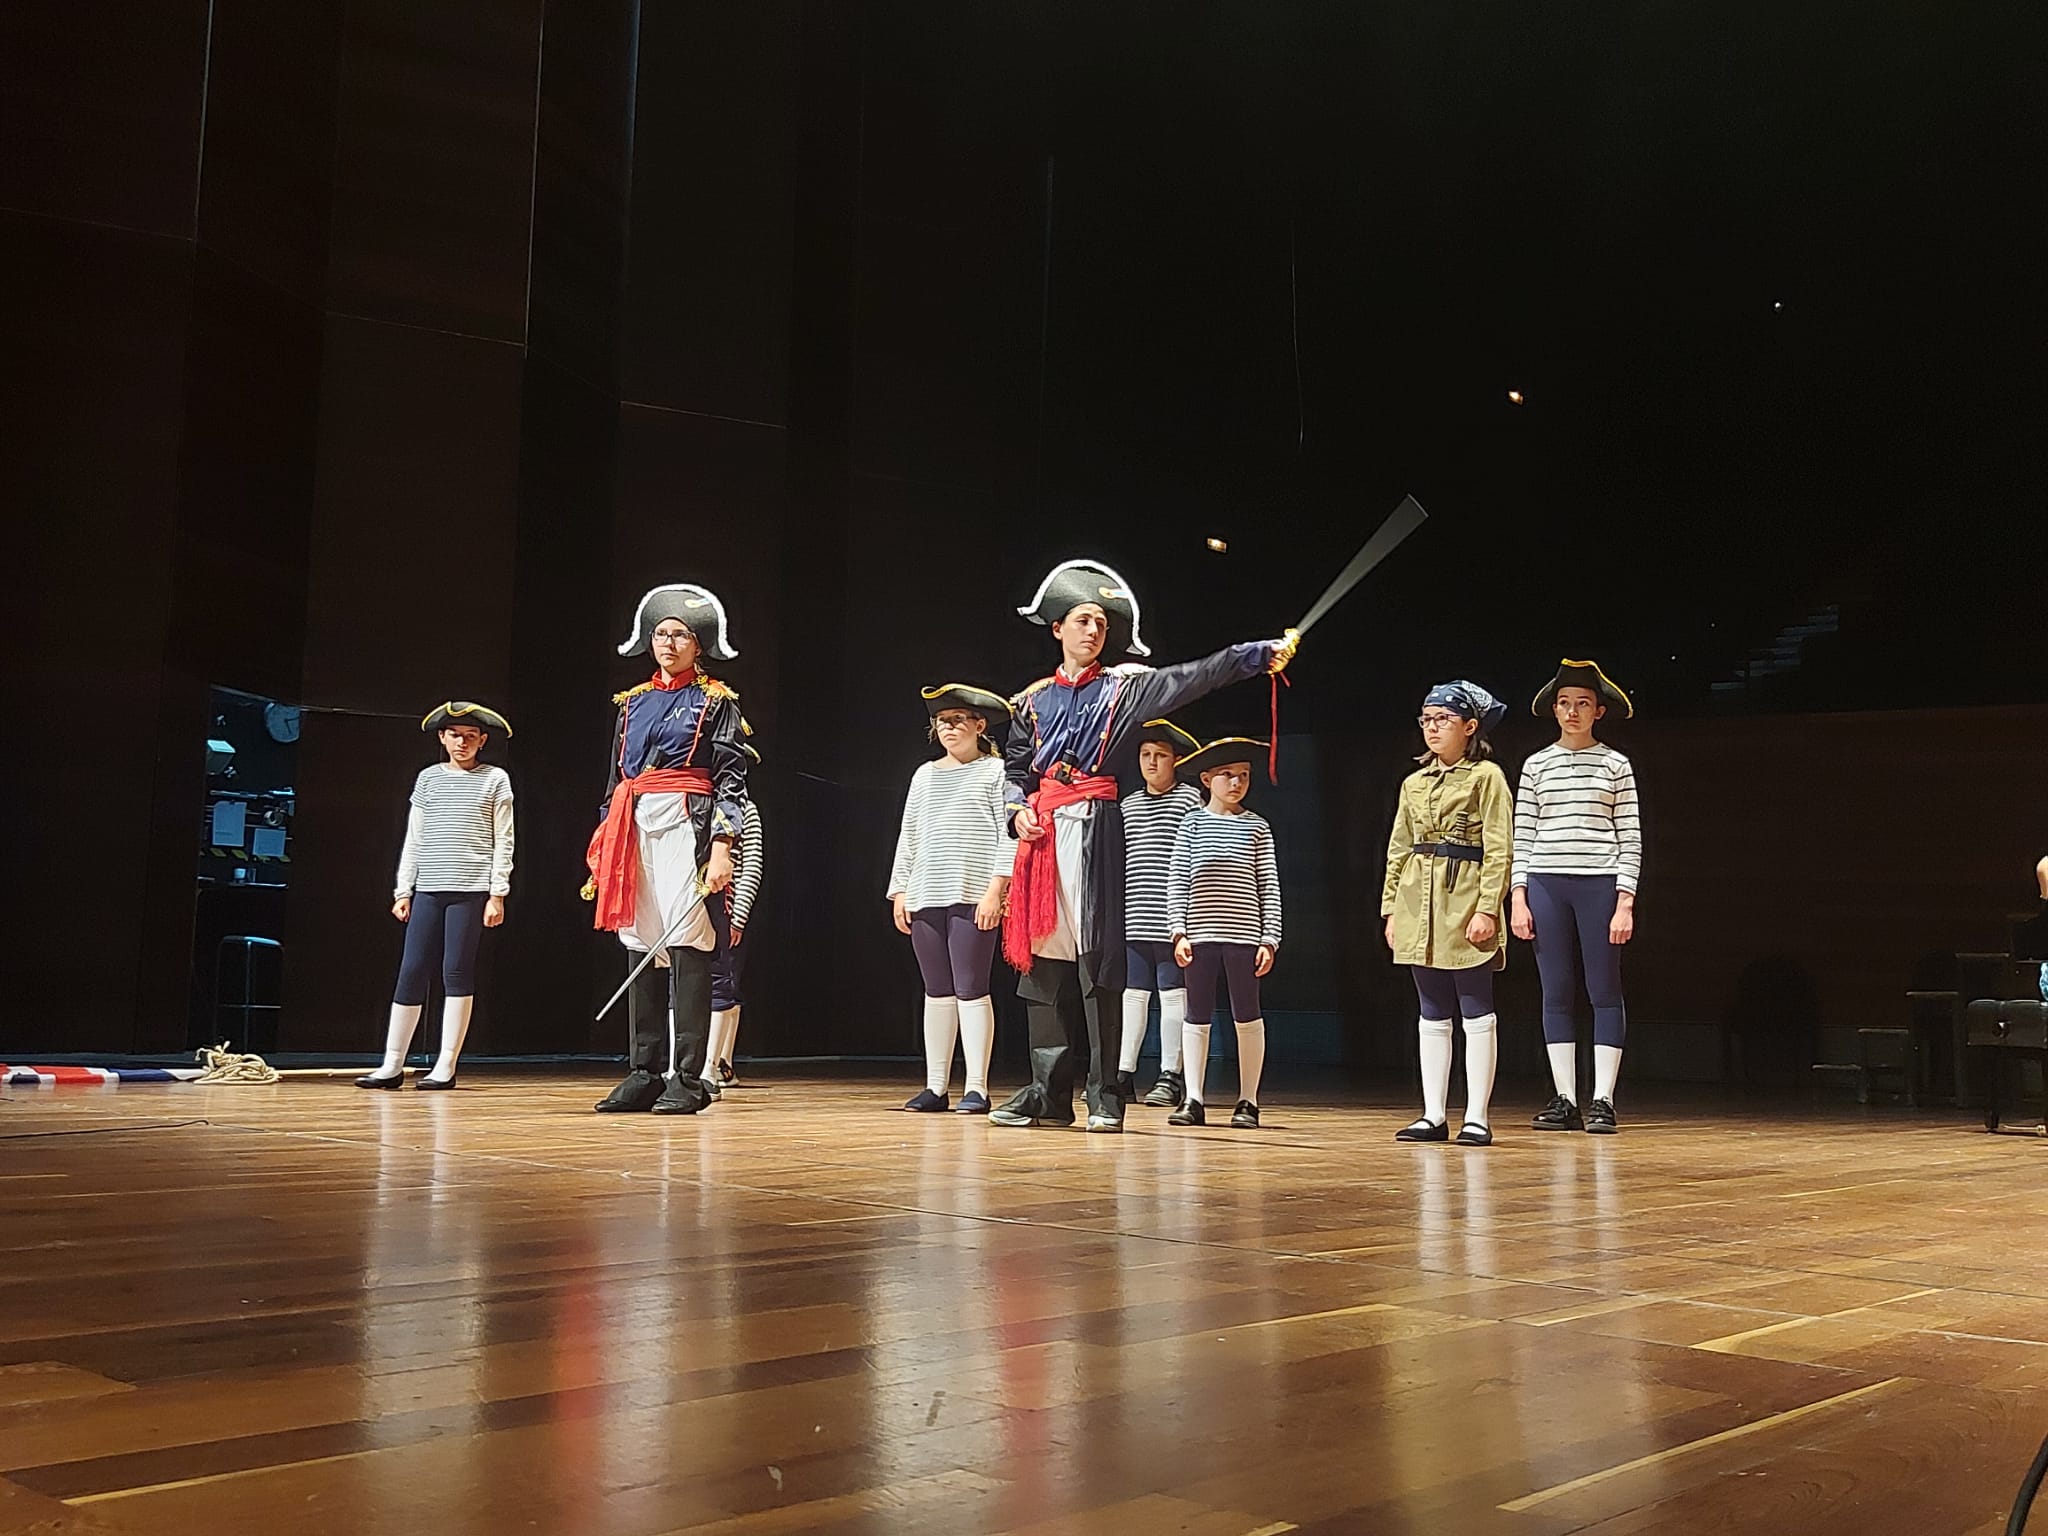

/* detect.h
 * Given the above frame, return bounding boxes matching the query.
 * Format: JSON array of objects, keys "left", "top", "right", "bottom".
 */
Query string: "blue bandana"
[{"left": 1424, "top": 680, "right": 1506, "bottom": 735}]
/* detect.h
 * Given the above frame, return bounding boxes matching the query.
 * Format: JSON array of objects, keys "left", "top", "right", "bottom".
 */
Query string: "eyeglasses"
[
  {"left": 934, "top": 714, "right": 980, "bottom": 730},
  {"left": 1417, "top": 712, "right": 1465, "bottom": 729},
  {"left": 652, "top": 630, "right": 694, "bottom": 645}
]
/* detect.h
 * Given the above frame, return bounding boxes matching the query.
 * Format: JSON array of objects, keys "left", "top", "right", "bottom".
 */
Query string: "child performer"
[
  {"left": 1164, "top": 737, "right": 1282, "bottom": 1129},
  {"left": 991, "top": 558, "right": 1296, "bottom": 1133},
  {"left": 888, "top": 685, "right": 1015, "bottom": 1113},
  {"left": 587, "top": 583, "right": 748, "bottom": 1116},
  {"left": 1119, "top": 719, "right": 1203, "bottom": 1109},
  {"left": 357, "top": 702, "right": 514, "bottom": 1090},
  {"left": 1510, "top": 660, "right": 1641, "bottom": 1135},
  {"left": 1385, "top": 682, "right": 1511, "bottom": 1146},
  {"left": 701, "top": 740, "right": 763, "bottom": 1096}
]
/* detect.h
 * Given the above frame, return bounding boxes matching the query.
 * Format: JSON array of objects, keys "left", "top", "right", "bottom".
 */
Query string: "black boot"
[
  {"left": 653, "top": 945, "right": 715, "bottom": 1115},
  {"left": 596, "top": 962, "right": 669, "bottom": 1113}
]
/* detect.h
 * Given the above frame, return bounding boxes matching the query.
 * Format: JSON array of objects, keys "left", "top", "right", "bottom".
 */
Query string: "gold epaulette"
[
  {"left": 1012, "top": 676, "right": 1055, "bottom": 708},
  {"left": 702, "top": 677, "right": 738, "bottom": 702},
  {"left": 612, "top": 681, "right": 658, "bottom": 706}
]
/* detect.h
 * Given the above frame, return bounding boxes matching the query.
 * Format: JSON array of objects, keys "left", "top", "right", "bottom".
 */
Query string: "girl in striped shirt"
[
  {"left": 888, "top": 685, "right": 1016, "bottom": 1113},
  {"left": 1119, "top": 719, "right": 1203, "bottom": 1110},
  {"left": 700, "top": 740, "right": 764, "bottom": 1097},
  {"left": 1164, "top": 738, "right": 1282, "bottom": 1130},
  {"left": 1510, "top": 660, "right": 1642, "bottom": 1134},
  {"left": 357, "top": 702, "right": 514, "bottom": 1091}
]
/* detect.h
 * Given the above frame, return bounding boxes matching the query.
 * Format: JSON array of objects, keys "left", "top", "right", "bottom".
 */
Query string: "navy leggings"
[
  {"left": 910, "top": 903, "right": 998, "bottom": 1001},
  {"left": 1185, "top": 942, "right": 1261, "bottom": 1024},
  {"left": 394, "top": 891, "right": 485, "bottom": 1005},
  {"left": 708, "top": 893, "right": 749, "bottom": 1011},
  {"left": 1411, "top": 963, "right": 1495, "bottom": 1021},
  {"left": 1524, "top": 873, "right": 1627, "bottom": 1046},
  {"left": 1126, "top": 939, "right": 1183, "bottom": 993}
]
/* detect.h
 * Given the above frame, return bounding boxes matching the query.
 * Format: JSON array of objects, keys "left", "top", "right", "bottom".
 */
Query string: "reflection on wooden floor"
[{"left": 1, "top": 1071, "right": 2042, "bottom": 1534}]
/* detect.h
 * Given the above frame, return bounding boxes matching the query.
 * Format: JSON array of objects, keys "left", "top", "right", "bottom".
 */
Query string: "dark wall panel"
[
  {"left": 325, "top": 0, "right": 542, "bottom": 340},
  {"left": 301, "top": 316, "right": 524, "bottom": 712},
  {"left": 524, "top": 0, "right": 634, "bottom": 392},
  {"left": 621, "top": 0, "right": 799, "bottom": 420},
  {"left": 0, "top": 0, "right": 208, "bottom": 235},
  {"left": 0, "top": 215, "right": 193, "bottom": 1050},
  {"left": 193, "top": 0, "right": 345, "bottom": 305}
]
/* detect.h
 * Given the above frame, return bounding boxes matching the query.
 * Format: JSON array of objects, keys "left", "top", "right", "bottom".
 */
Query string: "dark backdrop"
[{"left": 5, "top": 1, "right": 2043, "bottom": 1069}]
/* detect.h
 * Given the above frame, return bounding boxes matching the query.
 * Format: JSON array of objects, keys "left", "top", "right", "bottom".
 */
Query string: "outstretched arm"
[{"left": 1125, "top": 640, "right": 1285, "bottom": 721}]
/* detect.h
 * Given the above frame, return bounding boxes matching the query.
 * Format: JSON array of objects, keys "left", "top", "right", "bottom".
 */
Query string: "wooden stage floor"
[{"left": 2, "top": 1070, "right": 2044, "bottom": 1535}]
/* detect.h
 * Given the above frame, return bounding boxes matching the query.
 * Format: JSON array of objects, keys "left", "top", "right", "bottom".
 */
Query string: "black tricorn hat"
[
  {"left": 921, "top": 683, "right": 1012, "bottom": 735},
  {"left": 1135, "top": 718, "right": 1200, "bottom": 756},
  {"left": 422, "top": 701, "right": 511, "bottom": 737},
  {"left": 1532, "top": 658, "right": 1634, "bottom": 719},
  {"left": 1016, "top": 559, "right": 1150, "bottom": 657},
  {"left": 1175, "top": 736, "right": 1268, "bottom": 784},
  {"left": 617, "top": 583, "right": 739, "bottom": 661}
]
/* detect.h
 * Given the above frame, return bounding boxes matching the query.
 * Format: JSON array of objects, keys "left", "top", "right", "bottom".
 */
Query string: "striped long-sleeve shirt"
[
  {"left": 1168, "top": 808, "right": 1282, "bottom": 949},
  {"left": 730, "top": 802, "right": 765, "bottom": 929},
  {"left": 395, "top": 764, "right": 515, "bottom": 898},
  {"left": 1510, "top": 743, "right": 1642, "bottom": 893},
  {"left": 1121, "top": 782, "right": 1202, "bottom": 942},
  {"left": 888, "top": 754, "right": 1017, "bottom": 913}
]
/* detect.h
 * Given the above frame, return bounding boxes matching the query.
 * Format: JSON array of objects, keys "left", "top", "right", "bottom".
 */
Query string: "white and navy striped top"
[
  {"left": 730, "top": 802, "right": 765, "bottom": 929},
  {"left": 888, "top": 754, "right": 1017, "bottom": 912},
  {"left": 396, "top": 764, "right": 515, "bottom": 897},
  {"left": 1511, "top": 743, "right": 1642, "bottom": 893},
  {"left": 1122, "top": 782, "right": 1202, "bottom": 942},
  {"left": 1168, "top": 808, "right": 1282, "bottom": 949}
]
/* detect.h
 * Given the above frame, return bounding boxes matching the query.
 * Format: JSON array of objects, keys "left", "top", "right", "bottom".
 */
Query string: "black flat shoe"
[
  {"left": 1395, "top": 1118, "right": 1448, "bottom": 1142},
  {"left": 415, "top": 1074, "right": 457, "bottom": 1091},
  {"left": 355, "top": 1072, "right": 405, "bottom": 1090},
  {"left": 1229, "top": 1100, "right": 1261, "bottom": 1129},
  {"left": 594, "top": 1069, "right": 665, "bottom": 1113},
  {"left": 1585, "top": 1097, "right": 1619, "bottom": 1134},
  {"left": 903, "top": 1089, "right": 950, "bottom": 1112},
  {"left": 1532, "top": 1094, "right": 1583, "bottom": 1131},
  {"left": 1167, "top": 1099, "right": 1206, "bottom": 1127},
  {"left": 1143, "top": 1070, "right": 1186, "bottom": 1109},
  {"left": 1455, "top": 1122, "right": 1493, "bottom": 1146}
]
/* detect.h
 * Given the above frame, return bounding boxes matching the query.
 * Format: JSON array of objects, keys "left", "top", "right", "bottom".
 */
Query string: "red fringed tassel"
[{"left": 1268, "top": 670, "right": 1291, "bottom": 784}]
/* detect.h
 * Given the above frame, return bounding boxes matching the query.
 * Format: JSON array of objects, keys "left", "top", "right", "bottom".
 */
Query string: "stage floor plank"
[{"left": 1, "top": 1073, "right": 2042, "bottom": 1534}]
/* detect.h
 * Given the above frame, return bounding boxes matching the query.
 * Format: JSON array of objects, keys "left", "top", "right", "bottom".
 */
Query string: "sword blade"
[{"left": 1294, "top": 494, "right": 1429, "bottom": 636}]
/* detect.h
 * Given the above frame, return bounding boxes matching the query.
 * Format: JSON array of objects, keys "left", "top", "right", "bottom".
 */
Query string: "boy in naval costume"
[
  {"left": 585, "top": 582, "right": 750, "bottom": 1115},
  {"left": 990, "top": 559, "right": 1296, "bottom": 1132}
]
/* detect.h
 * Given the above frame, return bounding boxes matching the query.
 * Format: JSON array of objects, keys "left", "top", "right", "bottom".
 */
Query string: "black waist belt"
[
  {"left": 1412, "top": 842, "right": 1481, "bottom": 861},
  {"left": 1413, "top": 841, "right": 1481, "bottom": 890}
]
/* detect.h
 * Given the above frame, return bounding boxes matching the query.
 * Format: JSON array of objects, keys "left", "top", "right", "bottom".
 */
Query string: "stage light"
[
  {"left": 1205, "top": 537, "right": 1228, "bottom": 553},
  {"left": 1506, "top": 389, "right": 1525, "bottom": 405},
  {"left": 1773, "top": 301, "right": 1783, "bottom": 311}
]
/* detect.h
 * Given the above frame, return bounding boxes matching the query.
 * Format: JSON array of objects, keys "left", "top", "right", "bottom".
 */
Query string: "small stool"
[{"left": 215, "top": 935, "right": 283, "bottom": 1054}]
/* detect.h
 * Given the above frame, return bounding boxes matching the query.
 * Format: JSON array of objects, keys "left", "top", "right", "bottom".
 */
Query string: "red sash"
[
  {"left": 1003, "top": 773, "right": 1119, "bottom": 972},
  {"left": 586, "top": 767, "right": 714, "bottom": 931}
]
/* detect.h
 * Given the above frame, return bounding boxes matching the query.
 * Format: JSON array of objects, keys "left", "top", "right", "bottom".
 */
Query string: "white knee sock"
[
  {"left": 1418, "top": 1017, "right": 1453, "bottom": 1125},
  {"left": 378, "top": 1003, "right": 423, "bottom": 1075},
  {"left": 427, "top": 996, "right": 472, "bottom": 1082},
  {"left": 702, "top": 1009, "right": 735, "bottom": 1083},
  {"left": 1120, "top": 989, "right": 1150, "bottom": 1074},
  {"left": 958, "top": 997, "right": 995, "bottom": 1096},
  {"left": 1158, "top": 988, "right": 1187, "bottom": 1072},
  {"left": 1183, "top": 1022, "right": 1212, "bottom": 1105},
  {"left": 723, "top": 1004, "right": 744, "bottom": 1066},
  {"left": 1461, "top": 1013, "right": 1498, "bottom": 1129},
  {"left": 1547, "top": 1041, "right": 1578, "bottom": 1104},
  {"left": 1234, "top": 1019, "right": 1266, "bottom": 1106},
  {"left": 1594, "top": 1044, "right": 1623, "bottom": 1103},
  {"left": 922, "top": 997, "right": 960, "bottom": 1095}
]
